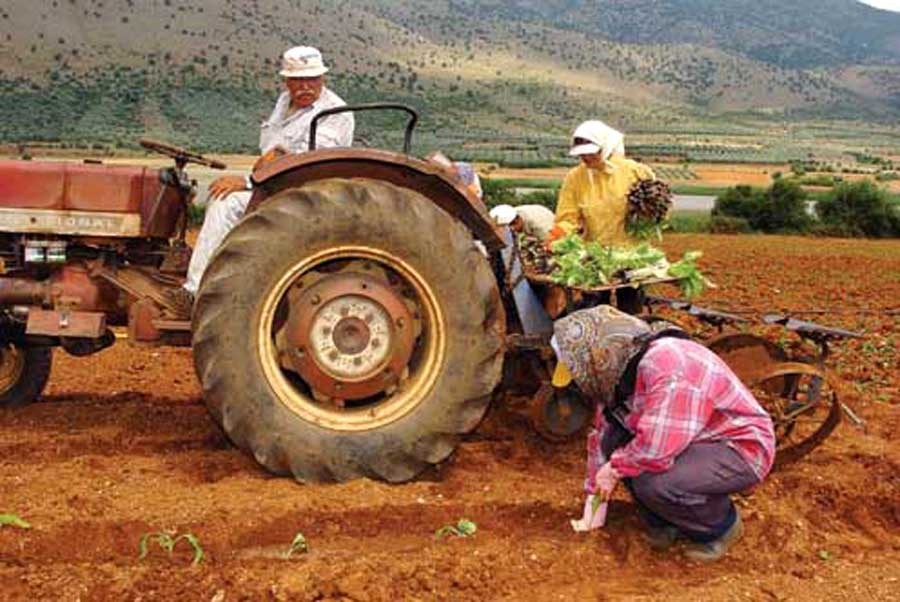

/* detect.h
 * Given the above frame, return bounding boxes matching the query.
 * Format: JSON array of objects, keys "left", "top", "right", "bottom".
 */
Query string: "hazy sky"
[{"left": 859, "top": 0, "right": 900, "bottom": 11}]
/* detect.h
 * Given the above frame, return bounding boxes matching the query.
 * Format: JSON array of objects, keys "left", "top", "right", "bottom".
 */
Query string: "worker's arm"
[
  {"left": 208, "top": 175, "right": 250, "bottom": 200},
  {"left": 554, "top": 171, "right": 583, "bottom": 235},
  {"left": 252, "top": 145, "right": 288, "bottom": 171}
]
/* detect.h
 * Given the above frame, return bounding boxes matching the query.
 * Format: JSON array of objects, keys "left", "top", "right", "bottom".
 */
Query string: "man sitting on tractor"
[{"left": 169, "top": 45, "right": 355, "bottom": 318}]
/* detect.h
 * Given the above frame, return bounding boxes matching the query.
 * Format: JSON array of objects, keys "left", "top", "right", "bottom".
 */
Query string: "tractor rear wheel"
[
  {"left": 192, "top": 179, "right": 505, "bottom": 482},
  {"left": 0, "top": 344, "right": 52, "bottom": 407}
]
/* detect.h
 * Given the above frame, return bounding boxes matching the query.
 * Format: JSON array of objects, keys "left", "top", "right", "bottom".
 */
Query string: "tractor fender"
[{"left": 247, "top": 148, "right": 505, "bottom": 252}]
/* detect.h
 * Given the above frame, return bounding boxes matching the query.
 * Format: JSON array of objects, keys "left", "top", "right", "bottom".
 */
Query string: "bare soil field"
[{"left": 0, "top": 234, "right": 898, "bottom": 601}]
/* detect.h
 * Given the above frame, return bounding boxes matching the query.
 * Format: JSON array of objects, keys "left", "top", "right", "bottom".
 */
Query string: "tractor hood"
[{"left": 0, "top": 159, "right": 181, "bottom": 238}]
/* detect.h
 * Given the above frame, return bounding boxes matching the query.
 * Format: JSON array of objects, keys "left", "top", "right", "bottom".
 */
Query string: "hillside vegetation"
[{"left": 0, "top": 0, "right": 898, "bottom": 152}]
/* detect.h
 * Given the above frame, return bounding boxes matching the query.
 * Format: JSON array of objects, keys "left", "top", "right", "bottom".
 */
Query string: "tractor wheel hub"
[
  {"left": 309, "top": 296, "right": 392, "bottom": 380},
  {"left": 285, "top": 272, "right": 416, "bottom": 400}
]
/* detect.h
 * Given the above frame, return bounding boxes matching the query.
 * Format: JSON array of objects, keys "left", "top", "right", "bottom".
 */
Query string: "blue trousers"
[{"left": 602, "top": 423, "right": 760, "bottom": 542}]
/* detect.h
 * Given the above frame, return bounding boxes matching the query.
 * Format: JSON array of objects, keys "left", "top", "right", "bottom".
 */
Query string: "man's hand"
[
  {"left": 207, "top": 175, "right": 249, "bottom": 201},
  {"left": 252, "top": 146, "right": 288, "bottom": 171}
]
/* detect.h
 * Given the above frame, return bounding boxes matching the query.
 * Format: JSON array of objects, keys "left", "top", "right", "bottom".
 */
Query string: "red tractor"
[
  {"left": 0, "top": 105, "right": 851, "bottom": 481},
  {"left": 0, "top": 106, "right": 513, "bottom": 482}
]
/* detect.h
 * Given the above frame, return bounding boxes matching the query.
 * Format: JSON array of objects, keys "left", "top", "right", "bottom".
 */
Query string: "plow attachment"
[{"left": 747, "top": 362, "right": 842, "bottom": 467}]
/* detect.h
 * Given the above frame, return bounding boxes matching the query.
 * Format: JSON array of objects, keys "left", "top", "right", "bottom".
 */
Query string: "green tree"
[
  {"left": 713, "top": 180, "right": 811, "bottom": 233},
  {"left": 817, "top": 181, "right": 899, "bottom": 238}
]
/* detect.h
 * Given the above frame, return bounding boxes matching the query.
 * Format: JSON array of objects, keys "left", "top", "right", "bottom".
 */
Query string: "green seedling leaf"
[
  {"left": 435, "top": 519, "right": 477, "bottom": 540},
  {"left": 174, "top": 533, "right": 205, "bottom": 566},
  {"left": 139, "top": 532, "right": 175, "bottom": 559},
  {"left": 286, "top": 532, "right": 309, "bottom": 558},
  {"left": 434, "top": 525, "right": 459, "bottom": 539},
  {"left": 139, "top": 531, "right": 203, "bottom": 565},
  {"left": 455, "top": 519, "right": 477, "bottom": 537},
  {"left": 817, "top": 549, "right": 832, "bottom": 561},
  {"left": 0, "top": 514, "right": 31, "bottom": 529}
]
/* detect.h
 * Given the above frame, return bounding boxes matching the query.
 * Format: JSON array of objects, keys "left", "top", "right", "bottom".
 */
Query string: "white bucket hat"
[
  {"left": 279, "top": 46, "right": 329, "bottom": 78},
  {"left": 569, "top": 120, "right": 625, "bottom": 165},
  {"left": 489, "top": 204, "right": 518, "bottom": 226}
]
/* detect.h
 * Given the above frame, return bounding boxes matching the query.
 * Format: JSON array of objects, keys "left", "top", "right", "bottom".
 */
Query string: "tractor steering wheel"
[{"left": 139, "top": 138, "right": 227, "bottom": 170}]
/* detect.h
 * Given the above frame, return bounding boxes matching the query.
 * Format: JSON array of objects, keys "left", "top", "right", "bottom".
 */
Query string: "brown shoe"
[
  {"left": 164, "top": 287, "right": 194, "bottom": 320},
  {"left": 684, "top": 512, "right": 744, "bottom": 562}
]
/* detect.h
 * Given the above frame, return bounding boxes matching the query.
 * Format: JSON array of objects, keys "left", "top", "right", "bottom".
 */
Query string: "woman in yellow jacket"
[{"left": 555, "top": 120, "right": 655, "bottom": 246}]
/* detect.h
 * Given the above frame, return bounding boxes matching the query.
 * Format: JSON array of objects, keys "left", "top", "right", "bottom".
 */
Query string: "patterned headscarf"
[{"left": 552, "top": 305, "right": 650, "bottom": 404}]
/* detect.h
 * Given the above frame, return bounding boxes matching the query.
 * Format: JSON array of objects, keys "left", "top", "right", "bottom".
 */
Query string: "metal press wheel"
[
  {"left": 706, "top": 332, "right": 787, "bottom": 384},
  {"left": 749, "top": 362, "right": 841, "bottom": 466}
]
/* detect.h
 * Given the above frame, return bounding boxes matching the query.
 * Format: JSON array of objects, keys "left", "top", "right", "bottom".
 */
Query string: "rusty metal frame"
[{"left": 248, "top": 148, "right": 504, "bottom": 252}]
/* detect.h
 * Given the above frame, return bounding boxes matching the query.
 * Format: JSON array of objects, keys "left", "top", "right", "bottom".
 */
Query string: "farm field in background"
[{"left": 0, "top": 234, "right": 897, "bottom": 600}]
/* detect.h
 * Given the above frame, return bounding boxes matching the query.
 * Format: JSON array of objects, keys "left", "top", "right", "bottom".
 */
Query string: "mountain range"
[{"left": 0, "top": 0, "right": 898, "bottom": 152}]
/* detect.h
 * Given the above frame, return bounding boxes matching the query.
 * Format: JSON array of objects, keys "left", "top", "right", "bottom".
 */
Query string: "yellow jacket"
[{"left": 555, "top": 155, "right": 655, "bottom": 245}]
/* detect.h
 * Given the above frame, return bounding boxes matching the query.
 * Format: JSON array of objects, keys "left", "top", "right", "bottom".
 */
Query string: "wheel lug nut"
[{"left": 311, "top": 294, "right": 321, "bottom": 306}]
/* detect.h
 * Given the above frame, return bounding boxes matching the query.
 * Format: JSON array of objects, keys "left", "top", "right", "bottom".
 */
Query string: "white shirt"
[
  {"left": 259, "top": 87, "right": 354, "bottom": 154},
  {"left": 515, "top": 204, "right": 556, "bottom": 240}
]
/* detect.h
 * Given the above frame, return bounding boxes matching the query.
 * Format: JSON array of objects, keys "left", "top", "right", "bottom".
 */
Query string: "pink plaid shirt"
[{"left": 588, "top": 338, "right": 775, "bottom": 487}]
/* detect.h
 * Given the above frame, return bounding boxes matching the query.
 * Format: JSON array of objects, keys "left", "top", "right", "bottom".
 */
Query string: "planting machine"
[{"left": 0, "top": 105, "right": 859, "bottom": 481}]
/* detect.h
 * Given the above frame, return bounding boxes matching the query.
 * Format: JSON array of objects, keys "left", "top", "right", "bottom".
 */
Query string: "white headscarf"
[{"left": 569, "top": 120, "right": 625, "bottom": 172}]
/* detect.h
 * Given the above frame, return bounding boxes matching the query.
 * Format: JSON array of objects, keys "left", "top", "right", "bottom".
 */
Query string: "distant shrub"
[
  {"left": 713, "top": 185, "right": 763, "bottom": 220},
  {"left": 816, "top": 180, "right": 900, "bottom": 238},
  {"left": 807, "top": 222, "right": 861, "bottom": 238},
  {"left": 518, "top": 189, "right": 557, "bottom": 210},
  {"left": 669, "top": 211, "right": 711, "bottom": 233},
  {"left": 795, "top": 174, "right": 835, "bottom": 187},
  {"left": 482, "top": 179, "right": 517, "bottom": 209},
  {"left": 710, "top": 215, "right": 752, "bottom": 234},
  {"left": 713, "top": 180, "right": 811, "bottom": 233}
]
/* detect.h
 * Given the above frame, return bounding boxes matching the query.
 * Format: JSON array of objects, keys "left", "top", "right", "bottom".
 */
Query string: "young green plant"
[
  {"left": 138, "top": 531, "right": 204, "bottom": 566},
  {"left": 0, "top": 514, "right": 31, "bottom": 529},
  {"left": 286, "top": 532, "right": 310, "bottom": 558},
  {"left": 435, "top": 519, "right": 477, "bottom": 540}
]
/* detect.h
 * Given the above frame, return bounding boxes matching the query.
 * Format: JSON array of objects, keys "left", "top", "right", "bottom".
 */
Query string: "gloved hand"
[
  {"left": 570, "top": 494, "right": 608, "bottom": 532},
  {"left": 589, "top": 461, "right": 621, "bottom": 500},
  {"left": 544, "top": 225, "right": 566, "bottom": 251}
]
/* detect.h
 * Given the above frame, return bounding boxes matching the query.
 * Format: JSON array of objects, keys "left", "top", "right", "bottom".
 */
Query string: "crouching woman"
[{"left": 551, "top": 306, "right": 776, "bottom": 561}]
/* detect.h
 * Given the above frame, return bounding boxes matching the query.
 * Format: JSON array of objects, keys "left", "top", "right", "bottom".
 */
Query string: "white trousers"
[{"left": 183, "top": 191, "right": 252, "bottom": 294}]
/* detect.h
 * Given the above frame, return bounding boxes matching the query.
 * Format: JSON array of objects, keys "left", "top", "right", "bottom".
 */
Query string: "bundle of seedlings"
[
  {"left": 518, "top": 232, "right": 556, "bottom": 274},
  {"left": 626, "top": 178, "right": 674, "bottom": 240}
]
